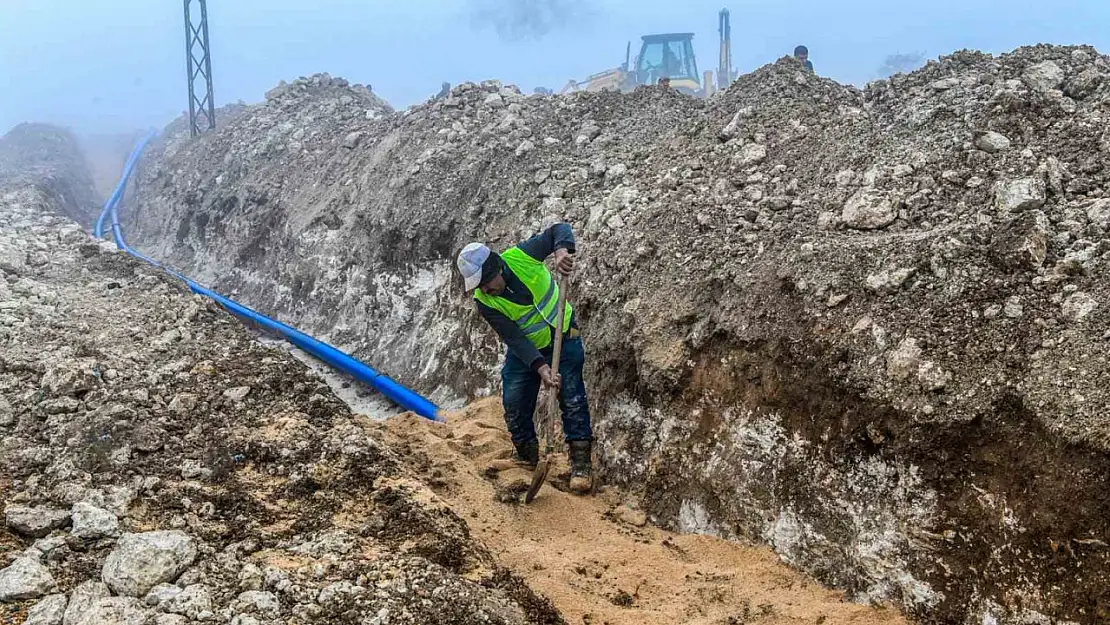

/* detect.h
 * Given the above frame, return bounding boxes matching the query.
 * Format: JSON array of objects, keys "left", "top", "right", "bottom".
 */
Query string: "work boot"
[
  {"left": 486, "top": 441, "right": 539, "bottom": 473},
  {"left": 567, "top": 439, "right": 593, "bottom": 495}
]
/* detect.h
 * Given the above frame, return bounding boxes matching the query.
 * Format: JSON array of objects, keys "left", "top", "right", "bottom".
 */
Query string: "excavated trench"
[
  {"left": 613, "top": 335, "right": 1110, "bottom": 622},
  {"left": 114, "top": 47, "right": 1110, "bottom": 625}
]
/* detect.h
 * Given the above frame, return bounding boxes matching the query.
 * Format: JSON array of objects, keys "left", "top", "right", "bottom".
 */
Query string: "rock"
[
  {"left": 40, "top": 359, "right": 99, "bottom": 397},
  {"left": 930, "top": 77, "right": 961, "bottom": 90},
  {"left": 1003, "top": 296, "right": 1024, "bottom": 319},
  {"left": 64, "top": 581, "right": 110, "bottom": 625},
  {"left": 865, "top": 268, "right": 914, "bottom": 294},
  {"left": 734, "top": 143, "right": 767, "bottom": 167},
  {"left": 233, "top": 590, "right": 281, "bottom": 619},
  {"left": 342, "top": 132, "right": 362, "bottom": 149},
  {"left": 0, "top": 556, "right": 56, "bottom": 601},
  {"left": 25, "top": 594, "right": 67, "bottom": 625},
  {"left": 70, "top": 502, "right": 120, "bottom": 539},
  {"left": 1065, "top": 68, "right": 1103, "bottom": 99},
  {"left": 142, "top": 583, "right": 182, "bottom": 608},
  {"left": 0, "top": 395, "right": 13, "bottom": 427},
  {"left": 154, "top": 615, "right": 189, "bottom": 625},
  {"left": 1022, "top": 61, "right": 1065, "bottom": 92},
  {"left": 614, "top": 505, "right": 648, "bottom": 527},
  {"left": 73, "top": 597, "right": 150, "bottom": 625},
  {"left": 230, "top": 615, "right": 261, "bottom": 625},
  {"left": 917, "top": 361, "right": 951, "bottom": 392},
  {"left": 514, "top": 140, "right": 535, "bottom": 157},
  {"left": 886, "top": 338, "right": 923, "bottom": 382},
  {"left": 975, "top": 131, "right": 1011, "bottom": 153},
  {"left": 1062, "top": 292, "right": 1097, "bottom": 322},
  {"left": 994, "top": 178, "right": 1046, "bottom": 212},
  {"left": 238, "top": 564, "right": 263, "bottom": 591},
  {"left": 163, "top": 584, "right": 213, "bottom": 620},
  {"left": 990, "top": 210, "right": 1049, "bottom": 271},
  {"left": 841, "top": 189, "right": 896, "bottom": 230},
  {"left": 102, "top": 531, "right": 198, "bottom": 597},
  {"left": 5, "top": 505, "right": 71, "bottom": 537},
  {"left": 167, "top": 393, "right": 197, "bottom": 414},
  {"left": 223, "top": 386, "right": 250, "bottom": 401},
  {"left": 1086, "top": 199, "right": 1110, "bottom": 228}
]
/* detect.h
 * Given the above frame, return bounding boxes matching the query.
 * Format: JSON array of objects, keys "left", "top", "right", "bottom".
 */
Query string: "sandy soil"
[{"left": 376, "top": 398, "right": 908, "bottom": 625}]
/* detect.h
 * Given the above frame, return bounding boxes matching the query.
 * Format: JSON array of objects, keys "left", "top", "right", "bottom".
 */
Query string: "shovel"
[{"left": 524, "top": 275, "right": 567, "bottom": 504}]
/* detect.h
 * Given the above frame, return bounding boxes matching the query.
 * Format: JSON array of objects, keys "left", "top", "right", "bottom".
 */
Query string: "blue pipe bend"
[{"left": 98, "top": 133, "right": 442, "bottom": 422}]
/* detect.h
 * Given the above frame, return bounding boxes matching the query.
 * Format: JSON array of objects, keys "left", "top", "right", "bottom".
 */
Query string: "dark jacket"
[{"left": 475, "top": 223, "right": 577, "bottom": 372}]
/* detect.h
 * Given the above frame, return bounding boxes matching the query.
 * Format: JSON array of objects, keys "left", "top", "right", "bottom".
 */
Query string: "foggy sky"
[{"left": 3, "top": 0, "right": 1110, "bottom": 135}]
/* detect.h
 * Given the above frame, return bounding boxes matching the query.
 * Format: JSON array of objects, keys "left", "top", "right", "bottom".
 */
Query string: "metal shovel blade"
[{"left": 524, "top": 457, "right": 551, "bottom": 504}]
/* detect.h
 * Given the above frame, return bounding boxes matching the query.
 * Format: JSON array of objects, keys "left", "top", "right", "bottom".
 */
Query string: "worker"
[
  {"left": 794, "top": 45, "right": 814, "bottom": 73},
  {"left": 456, "top": 224, "right": 593, "bottom": 494}
]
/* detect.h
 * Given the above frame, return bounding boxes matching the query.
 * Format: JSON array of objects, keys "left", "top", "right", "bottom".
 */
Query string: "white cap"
[{"left": 457, "top": 242, "right": 491, "bottom": 291}]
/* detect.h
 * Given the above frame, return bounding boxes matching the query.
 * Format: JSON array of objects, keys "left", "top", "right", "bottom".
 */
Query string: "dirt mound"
[
  {"left": 0, "top": 166, "right": 558, "bottom": 623},
  {"left": 0, "top": 123, "right": 100, "bottom": 228},
  {"left": 127, "top": 45, "right": 1110, "bottom": 623}
]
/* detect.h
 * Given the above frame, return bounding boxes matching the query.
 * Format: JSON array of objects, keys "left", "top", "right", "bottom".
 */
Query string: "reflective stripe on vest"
[{"left": 474, "top": 246, "right": 573, "bottom": 350}]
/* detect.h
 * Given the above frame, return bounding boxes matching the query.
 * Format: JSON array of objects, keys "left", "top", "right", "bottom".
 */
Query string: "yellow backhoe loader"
[{"left": 559, "top": 9, "right": 736, "bottom": 98}]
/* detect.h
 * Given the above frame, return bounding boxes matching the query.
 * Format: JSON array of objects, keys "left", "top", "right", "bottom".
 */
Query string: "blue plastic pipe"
[
  {"left": 100, "top": 134, "right": 443, "bottom": 422},
  {"left": 95, "top": 130, "right": 157, "bottom": 239}
]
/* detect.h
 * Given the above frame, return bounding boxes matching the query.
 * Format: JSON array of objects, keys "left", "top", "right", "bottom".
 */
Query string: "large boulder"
[
  {"left": 101, "top": 531, "right": 197, "bottom": 597},
  {"left": 0, "top": 557, "right": 56, "bottom": 601},
  {"left": 1022, "top": 60, "right": 1065, "bottom": 92}
]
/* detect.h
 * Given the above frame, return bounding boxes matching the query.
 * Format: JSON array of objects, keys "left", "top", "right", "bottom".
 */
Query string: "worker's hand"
[
  {"left": 538, "top": 364, "right": 561, "bottom": 389},
  {"left": 553, "top": 249, "right": 575, "bottom": 276}
]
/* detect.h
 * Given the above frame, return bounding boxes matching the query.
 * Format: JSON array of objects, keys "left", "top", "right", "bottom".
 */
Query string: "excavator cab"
[{"left": 634, "top": 34, "right": 701, "bottom": 94}]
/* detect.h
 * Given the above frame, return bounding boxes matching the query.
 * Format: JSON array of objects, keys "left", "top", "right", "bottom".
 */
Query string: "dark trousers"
[{"left": 501, "top": 336, "right": 592, "bottom": 445}]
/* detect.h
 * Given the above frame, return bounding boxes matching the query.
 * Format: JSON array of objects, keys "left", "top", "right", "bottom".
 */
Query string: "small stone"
[
  {"left": 887, "top": 338, "right": 923, "bottom": 382},
  {"left": 143, "top": 583, "right": 182, "bottom": 608},
  {"left": 342, "top": 132, "right": 362, "bottom": 149},
  {"left": 614, "top": 505, "right": 648, "bottom": 527},
  {"left": 1062, "top": 292, "right": 1097, "bottom": 322},
  {"left": 826, "top": 293, "right": 849, "bottom": 308},
  {"left": 234, "top": 590, "right": 281, "bottom": 619},
  {"left": 1003, "top": 296, "right": 1024, "bottom": 319},
  {"left": 841, "top": 189, "right": 896, "bottom": 230},
  {"left": 167, "top": 393, "right": 197, "bottom": 414},
  {"left": 25, "top": 594, "right": 67, "bottom": 625},
  {"left": 984, "top": 304, "right": 1002, "bottom": 320},
  {"left": 70, "top": 503, "right": 120, "bottom": 540},
  {"left": 0, "top": 395, "right": 13, "bottom": 427},
  {"left": 891, "top": 164, "right": 914, "bottom": 178},
  {"left": 865, "top": 268, "right": 914, "bottom": 294},
  {"left": 1086, "top": 199, "right": 1110, "bottom": 228},
  {"left": 223, "top": 386, "right": 250, "bottom": 402},
  {"left": 734, "top": 143, "right": 767, "bottom": 167},
  {"left": 64, "top": 581, "right": 110, "bottom": 625},
  {"left": 994, "top": 178, "right": 1046, "bottom": 212},
  {"left": 102, "top": 531, "right": 198, "bottom": 597},
  {"left": 5, "top": 505, "right": 71, "bottom": 538},
  {"left": 917, "top": 360, "right": 951, "bottom": 392},
  {"left": 0, "top": 557, "right": 56, "bottom": 601},
  {"left": 163, "top": 584, "right": 212, "bottom": 620},
  {"left": 72, "top": 597, "right": 150, "bottom": 625},
  {"left": 975, "top": 131, "right": 1011, "bottom": 153},
  {"left": 514, "top": 140, "right": 535, "bottom": 157}
]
